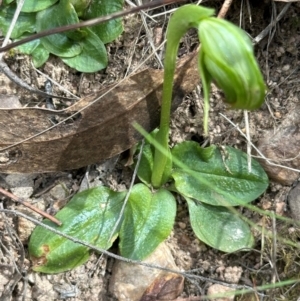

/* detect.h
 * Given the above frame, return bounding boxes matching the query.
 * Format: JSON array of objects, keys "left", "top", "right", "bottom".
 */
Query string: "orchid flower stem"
[
  {"left": 151, "top": 5, "right": 214, "bottom": 188},
  {"left": 199, "top": 54, "right": 211, "bottom": 137},
  {"left": 151, "top": 4, "right": 266, "bottom": 187}
]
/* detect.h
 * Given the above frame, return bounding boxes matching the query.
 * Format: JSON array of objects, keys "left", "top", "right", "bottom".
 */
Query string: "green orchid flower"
[{"left": 198, "top": 17, "right": 266, "bottom": 134}]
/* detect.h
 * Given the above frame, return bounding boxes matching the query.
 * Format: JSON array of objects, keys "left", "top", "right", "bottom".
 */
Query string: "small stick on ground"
[
  {"left": 253, "top": 3, "right": 291, "bottom": 45},
  {"left": 218, "top": 0, "right": 233, "bottom": 18},
  {"left": 0, "top": 187, "right": 62, "bottom": 226}
]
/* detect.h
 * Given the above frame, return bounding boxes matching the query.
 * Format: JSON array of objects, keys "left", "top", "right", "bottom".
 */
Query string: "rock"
[
  {"left": 207, "top": 284, "right": 235, "bottom": 301},
  {"left": 17, "top": 198, "right": 45, "bottom": 243},
  {"left": 288, "top": 182, "right": 300, "bottom": 221},
  {"left": 178, "top": 222, "right": 186, "bottom": 229},
  {"left": 5, "top": 174, "right": 35, "bottom": 188},
  {"left": 49, "top": 184, "right": 69, "bottom": 200},
  {"left": 109, "top": 242, "right": 184, "bottom": 301},
  {"left": 0, "top": 268, "right": 10, "bottom": 295},
  {"left": 11, "top": 186, "right": 34, "bottom": 199},
  {"left": 5, "top": 174, "right": 35, "bottom": 198},
  {"left": 223, "top": 266, "right": 242, "bottom": 283},
  {"left": 0, "top": 94, "right": 21, "bottom": 108},
  {"left": 257, "top": 104, "right": 300, "bottom": 185}
]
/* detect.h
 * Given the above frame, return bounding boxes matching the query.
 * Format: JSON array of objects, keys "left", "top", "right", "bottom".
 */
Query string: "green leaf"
[
  {"left": 16, "top": 38, "right": 49, "bottom": 67},
  {"left": 36, "top": 0, "right": 82, "bottom": 57},
  {"left": 135, "top": 143, "right": 154, "bottom": 186},
  {"left": 134, "top": 129, "right": 165, "bottom": 187},
  {"left": 3, "top": 0, "right": 14, "bottom": 4},
  {"left": 171, "top": 141, "right": 269, "bottom": 206},
  {"left": 31, "top": 44, "right": 50, "bottom": 67},
  {"left": 0, "top": 4, "right": 36, "bottom": 39},
  {"left": 16, "top": 38, "right": 40, "bottom": 54},
  {"left": 70, "top": 0, "right": 91, "bottom": 17},
  {"left": 19, "top": 0, "right": 58, "bottom": 12},
  {"left": 83, "top": 0, "right": 124, "bottom": 44},
  {"left": 119, "top": 184, "right": 176, "bottom": 260},
  {"left": 62, "top": 28, "right": 108, "bottom": 72},
  {"left": 186, "top": 197, "right": 254, "bottom": 252},
  {"left": 29, "top": 187, "right": 126, "bottom": 273}
]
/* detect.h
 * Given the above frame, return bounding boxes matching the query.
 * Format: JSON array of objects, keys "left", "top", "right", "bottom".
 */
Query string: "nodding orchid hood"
[{"left": 198, "top": 18, "right": 266, "bottom": 110}]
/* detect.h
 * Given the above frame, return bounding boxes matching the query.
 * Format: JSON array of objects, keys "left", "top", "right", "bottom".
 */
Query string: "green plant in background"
[
  {"left": 0, "top": 0, "right": 124, "bottom": 72},
  {"left": 28, "top": 4, "right": 268, "bottom": 273}
]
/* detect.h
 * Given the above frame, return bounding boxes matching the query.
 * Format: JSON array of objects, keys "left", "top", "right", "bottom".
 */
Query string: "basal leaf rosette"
[{"left": 198, "top": 18, "right": 266, "bottom": 110}]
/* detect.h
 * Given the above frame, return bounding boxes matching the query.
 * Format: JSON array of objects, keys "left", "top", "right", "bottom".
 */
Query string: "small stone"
[
  {"left": 0, "top": 95, "right": 21, "bottom": 108},
  {"left": 207, "top": 284, "right": 235, "bottom": 301},
  {"left": 27, "top": 273, "right": 35, "bottom": 284},
  {"left": 11, "top": 187, "right": 34, "bottom": 199},
  {"left": 178, "top": 222, "right": 186, "bottom": 229},
  {"left": 260, "top": 198, "right": 272, "bottom": 210},
  {"left": 274, "top": 111, "right": 281, "bottom": 119},
  {"left": 6, "top": 174, "right": 35, "bottom": 198},
  {"left": 49, "top": 184, "right": 68, "bottom": 200},
  {"left": 17, "top": 198, "right": 45, "bottom": 243},
  {"left": 0, "top": 267, "right": 10, "bottom": 293},
  {"left": 18, "top": 215, "right": 37, "bottom": 244},
  {"left": 288, "top": 182, "right": 300, "bottom": 221},
  {"left": 109, "top": 242, "right": 184, "bottom": 301},
  {"left": 223, "top": 266, "right": 242, "bottom": 283},
  {"left": 201, "top": 260, "right": 210, "bottom": 271},
  {"left": 257, "top": 104, "right": 300, "bottom": 185},
  {"left": 282, "top": 64, "right": 290, "bottom": 72},
  {"left": 275, "top": 201, "right": 286, "bottom": 216},
  {"left": 5, "top": 174, "right": 35, "bottom": 187}
]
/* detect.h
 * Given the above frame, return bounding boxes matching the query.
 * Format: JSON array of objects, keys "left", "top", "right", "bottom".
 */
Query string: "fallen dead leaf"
[{"left": 0, "top": 52, "right": 199, "bottom": 173}]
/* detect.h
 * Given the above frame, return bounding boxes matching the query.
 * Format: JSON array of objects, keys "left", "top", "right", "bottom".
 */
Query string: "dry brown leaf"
[{"left": 0, "top": 52, "right": 199, "bottom": 173}]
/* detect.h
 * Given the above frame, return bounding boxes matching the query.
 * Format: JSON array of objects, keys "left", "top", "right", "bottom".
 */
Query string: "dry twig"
[{"left": 0, "top": 187, "right": 62, "bottom": 226}]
